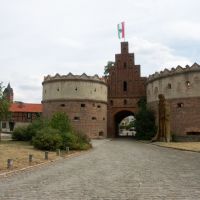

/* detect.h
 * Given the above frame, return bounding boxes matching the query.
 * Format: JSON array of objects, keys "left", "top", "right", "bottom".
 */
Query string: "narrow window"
[
  {"left": 167, "top": 83, "right": 172, "bottom": 89},
  {"left": 110, "top": 100, "right": 113, "bottom": 106},
  {"left": 81, "top": 104, "right": 85, "bottom": 107},
  {"left": 124, "top": 99, "right": 127, "bottom": 105},
  {"left": 74, "top": 116, "right": 80, "bottom": 121},
  {"left": 27, "top": 113, "right": 31, "bottom": 119},
  {"left": 177, "top": 103, "right": 184, "bottom": 108},
  {"left": 186, "top": 81, "right": 191, "bottom": 87},
  {"left": 123, "top": 81, "right": 127, "bottom": 91},
  {"left": 99, "top": 131, "right": 104, "bottom": 136},
  {"left": 124, "top": 62, "right": 127, "bottom": 68},
  {"left": 75, "top": 87, "right": 78, "bottom": 91},
  {"left": 2, "top": 122, "right": 6, "bottom": 129}
]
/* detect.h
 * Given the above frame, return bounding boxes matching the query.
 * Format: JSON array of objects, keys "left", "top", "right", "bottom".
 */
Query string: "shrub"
[
  {"left": 50, "top": 112, "right": 72, "bottom": 133},
  {"left": 32, "top": 127, "right": 62, "bottom": 150},
  {"left": 26, "top": 117, "right": 49, "bottom": 141},
  {"left": 12, "top": 126, "right": 29, "bottom": 141},
  {"left": 61, "top": 131, "right": 91, "bottom": 150},
  {"left": 14, "top": 112, "right": 92, "bottom": 151}
]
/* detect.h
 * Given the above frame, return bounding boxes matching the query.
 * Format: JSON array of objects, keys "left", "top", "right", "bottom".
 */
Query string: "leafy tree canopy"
[
  {"left": 50, "top": 111, "right": 72, "bottom": 133},
  {"left": 104, "top": 61, "right": 115, "bottom": 76},
  {"left": 0, "top": 82, "right": 10, "bottom": 129},
  {"left": 134, "top": 97, "right": 157, "bottom": 140}
]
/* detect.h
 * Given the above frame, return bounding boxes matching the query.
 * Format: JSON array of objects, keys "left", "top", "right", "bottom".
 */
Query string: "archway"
[{"left": 114, "top": 110, "right": 135, "bottom": 137}]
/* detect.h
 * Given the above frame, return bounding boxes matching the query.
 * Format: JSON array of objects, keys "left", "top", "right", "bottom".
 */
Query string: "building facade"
[
  {"left": 147, "top": 63, "right": 200, "bottom": 141},
  {"left": 42, "top": 73, "right": 107, "bottom": 138},
  {"left": 41, "top": 42, "right": 200, "bottom": 140},
  {"left": 106, "top": 42, "right": 146, "bottom": 137},
  {"left": 1, "top": 84, "right": 42, "bottom": 132}
]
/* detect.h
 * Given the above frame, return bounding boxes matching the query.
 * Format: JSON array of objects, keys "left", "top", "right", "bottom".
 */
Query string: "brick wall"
[
  {"left": 43, "top": 100, "right": 107, "bottom": 139},
  {"left": 148, "top": 97, "right": 200, "bottom": 136},
  {"left": 107, "top": 42, "right": 146, "bottom": 137}
]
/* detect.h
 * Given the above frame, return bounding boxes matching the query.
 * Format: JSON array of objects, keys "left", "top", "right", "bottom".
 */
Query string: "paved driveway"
[{"left": 0, "top": 139, "right": 200, "bottom": 200}]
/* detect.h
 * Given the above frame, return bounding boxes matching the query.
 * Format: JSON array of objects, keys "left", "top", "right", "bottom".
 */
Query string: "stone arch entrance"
[{"left": 114, "top": 110, "right": 135, "bottom": 137}]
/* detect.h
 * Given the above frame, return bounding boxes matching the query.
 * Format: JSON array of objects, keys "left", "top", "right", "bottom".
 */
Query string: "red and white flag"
[{"left": 117, "top": 22, "right": 125, "bottom": 39}]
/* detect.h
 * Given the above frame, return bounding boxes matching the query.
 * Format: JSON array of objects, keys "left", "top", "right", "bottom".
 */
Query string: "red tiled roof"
[{"left": 9, "top": 103, "right": 43, "bottom": 113}]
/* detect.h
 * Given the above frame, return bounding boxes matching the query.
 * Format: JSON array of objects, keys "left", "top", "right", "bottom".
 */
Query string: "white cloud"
[
  {"left": 165, "top": 21, "right": 200, "bottom": 41},
  {"left": 0, "top": 0, "right": 199, "bottom": 102},
  {"left": 129, "top": 37, "right": 192, "bottom": 76}
]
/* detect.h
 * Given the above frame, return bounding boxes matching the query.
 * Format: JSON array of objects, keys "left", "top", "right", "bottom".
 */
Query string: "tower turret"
[{"left": 3, "top": 83, "right": 14, "bottom": 103}]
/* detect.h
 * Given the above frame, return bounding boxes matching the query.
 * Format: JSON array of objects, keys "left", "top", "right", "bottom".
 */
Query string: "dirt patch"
[
  {"left": 0, "top": 141, "right": 76, "bottom": 174},
  {"left": 154, "top": 142, "right": 200, "bottom": 152}
]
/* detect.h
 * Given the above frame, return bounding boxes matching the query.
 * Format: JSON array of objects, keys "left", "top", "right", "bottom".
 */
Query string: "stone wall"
[{"left": 43, "top": 73, "right": 107, "bottom": 102}]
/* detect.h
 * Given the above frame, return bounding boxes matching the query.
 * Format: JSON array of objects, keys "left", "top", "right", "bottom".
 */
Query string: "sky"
[{"left": 0, "top": 0, "right": 200, "bottom": 103}]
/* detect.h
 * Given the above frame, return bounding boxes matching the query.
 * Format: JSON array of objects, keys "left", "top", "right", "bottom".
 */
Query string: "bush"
[
  {"left": 50, "top": 112, "right": 72, "bottom": 133},
  {"left": 12, "top": 126, "right": 29, "bottom": 141},
  {"left": 32, "top": 127, "right": 62, "bottom": 150},
  {"left": 26, "top": 117, "right": 49, "bottom": 141},
  {"left": 12, "top": 118, "right": 49, "bottom": 142},
  {"left": 13, "top": 112, "right": 92, "bottom": 151},
  {"left": 61, "top": 131, "right": 91, "bottom": 150}
]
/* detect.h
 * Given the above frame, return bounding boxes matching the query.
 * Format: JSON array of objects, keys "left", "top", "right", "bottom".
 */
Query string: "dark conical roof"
[{"left": 4, "top": 83, "right": 13, "bottom": 94}]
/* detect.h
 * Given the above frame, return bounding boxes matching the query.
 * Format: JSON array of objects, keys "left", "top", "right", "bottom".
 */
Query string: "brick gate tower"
[{"left": 107, "top": 42, "right": 146, "bottom": 137}]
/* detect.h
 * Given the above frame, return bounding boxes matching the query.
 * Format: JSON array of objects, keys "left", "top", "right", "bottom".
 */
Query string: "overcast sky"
[{"left": 0, "top": 0, "right": 200, "bottom": 103}]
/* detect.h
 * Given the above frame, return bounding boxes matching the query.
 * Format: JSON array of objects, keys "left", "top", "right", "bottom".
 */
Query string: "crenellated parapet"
[
  {"left": 43, "top": 73, "right": 106, "bottom": 84},
  {"left": 147, "top": 63, "right": 200, "bottom": 83},
  {"left": 147, "top": 62, "right": 200, "bottom": 103}
]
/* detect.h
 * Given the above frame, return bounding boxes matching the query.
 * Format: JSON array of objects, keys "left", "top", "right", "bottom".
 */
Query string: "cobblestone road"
[{"left": 0, "top": 139, "right": 200, "bottom": 200}]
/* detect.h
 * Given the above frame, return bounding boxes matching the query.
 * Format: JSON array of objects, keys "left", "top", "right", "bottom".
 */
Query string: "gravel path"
[{"left": 0, "top": 139, "right": 199, "bottom": 199}]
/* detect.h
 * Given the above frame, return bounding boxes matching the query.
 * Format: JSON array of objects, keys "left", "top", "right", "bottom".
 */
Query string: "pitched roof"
[{"left": 9, "top": 103, "right": 43, "bottom": 113}]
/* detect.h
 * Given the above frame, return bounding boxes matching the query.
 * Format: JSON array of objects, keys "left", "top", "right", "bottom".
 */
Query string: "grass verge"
[
  {"left": 154, "top": 142, "right": 200, "bottom": 152},
  {"left": 0, "top": 140, "right": 77, "bottom": 174}
]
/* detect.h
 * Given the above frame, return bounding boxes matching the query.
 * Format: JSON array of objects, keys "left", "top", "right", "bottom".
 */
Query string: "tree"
[
  {"left": 0, "top": 82, "right": 11, "bottom": 140},
  {"left": 134, "top": 97, "right": 157, "bottom": 140},
  {"left": 50, "top": 111, "right": 72, "bottom": 133},
  {"left": 104, "top": 61, "right": 115, "bottom": 76}
]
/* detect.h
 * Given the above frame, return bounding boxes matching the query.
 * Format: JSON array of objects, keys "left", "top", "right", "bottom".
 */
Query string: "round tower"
[
  {"left": 42, "top": 73, "right": 107, "bottom": 138},
  {"left": 147, "top": 63, "right": 200, "bottom": 141}
]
